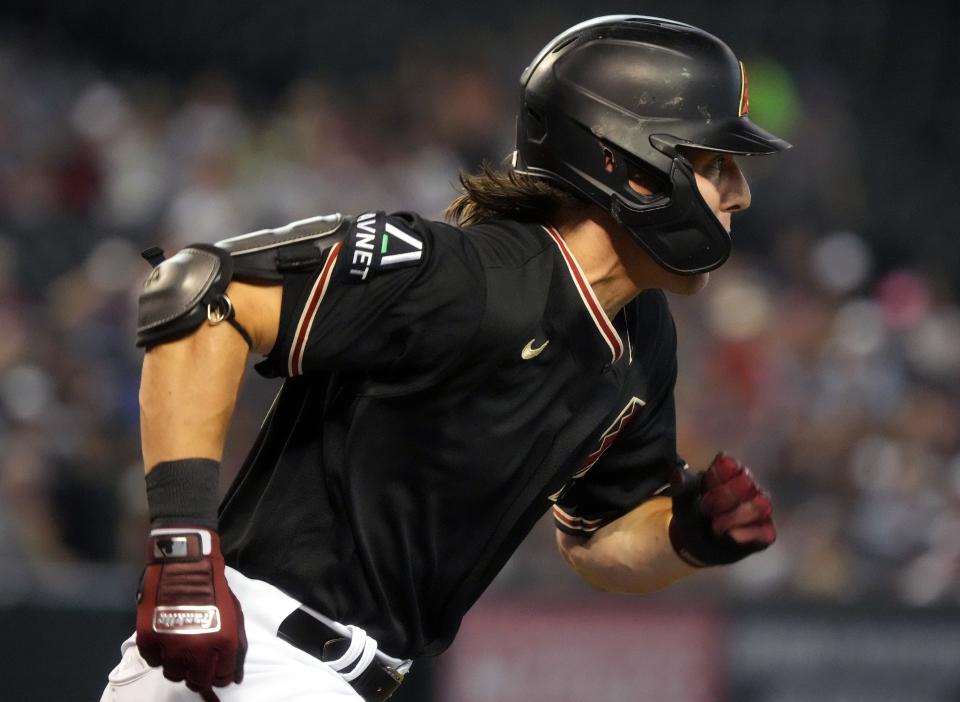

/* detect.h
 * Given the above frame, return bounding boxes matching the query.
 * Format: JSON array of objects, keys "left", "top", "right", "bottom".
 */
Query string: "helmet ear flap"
[{"left": 613, "top": 155, "right": 732, "bottom": 274}]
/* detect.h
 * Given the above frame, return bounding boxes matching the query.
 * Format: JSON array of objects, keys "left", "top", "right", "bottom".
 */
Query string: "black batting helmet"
[{"left": 515, "top": 15, "right": 791, "bottom": 274}]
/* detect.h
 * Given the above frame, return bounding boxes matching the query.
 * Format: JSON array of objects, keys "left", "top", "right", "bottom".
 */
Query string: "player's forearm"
[
  {"left": 139, "top": 320, "right": 249, "bottom": 473},
  {"left": 557, "top": 497, "right": 697, "bottom": 594},
  {"left": 138, "top": 279, "right": 280, "bottom": 473}
]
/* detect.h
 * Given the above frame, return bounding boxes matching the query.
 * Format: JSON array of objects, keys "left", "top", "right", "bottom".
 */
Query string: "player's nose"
[{"left": 722, "top": 161, "right": 752, "bottom": 213}]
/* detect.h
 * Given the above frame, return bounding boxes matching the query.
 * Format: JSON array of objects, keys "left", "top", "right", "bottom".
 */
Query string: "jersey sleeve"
[
  {"left": 257, "top": 211, "right": 485, "bottom": 386},
  {"left": 553, "top": 295, "right": 681, "bottom": 536}
]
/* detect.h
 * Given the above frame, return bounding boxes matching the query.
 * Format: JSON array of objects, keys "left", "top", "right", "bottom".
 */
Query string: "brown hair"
[{"left": 444, "top": 160, "right": 588, "bottom": 227}]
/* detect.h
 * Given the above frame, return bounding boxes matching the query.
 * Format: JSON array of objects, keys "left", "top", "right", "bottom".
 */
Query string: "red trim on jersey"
[
  {"left": 553, "top": 504, "right": 605, "bottom": 533},
  {"left": 571, "top": 397, "right": 644, "bottom": 479},
  {"left": 288, "top": 242, "right": 341, "bottom": 377},
  {"left": 543, "top": 225, "right": 623, "bottom": 362}
]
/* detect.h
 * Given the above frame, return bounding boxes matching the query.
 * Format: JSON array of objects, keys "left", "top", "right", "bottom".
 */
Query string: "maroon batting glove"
[
  {"left": 668, "top": 453, "right": 776, "bottom": 567},
  {"left": 136, "top": 528, "right": 247, "bottom": 700}
]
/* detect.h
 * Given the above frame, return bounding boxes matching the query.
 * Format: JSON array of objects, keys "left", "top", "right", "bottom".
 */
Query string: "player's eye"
[{"left": 698, "top": 156, "right": 725, "bottom": 182}]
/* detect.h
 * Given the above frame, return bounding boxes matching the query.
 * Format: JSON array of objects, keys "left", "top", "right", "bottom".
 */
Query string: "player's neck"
[{"left": 553, "top": 209, "right": 644, "bottom": 319}]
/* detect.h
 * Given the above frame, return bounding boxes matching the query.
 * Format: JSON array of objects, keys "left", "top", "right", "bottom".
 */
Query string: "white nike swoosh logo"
[{"left": 521, "top": 338, "right": 549, "bottom": 360}]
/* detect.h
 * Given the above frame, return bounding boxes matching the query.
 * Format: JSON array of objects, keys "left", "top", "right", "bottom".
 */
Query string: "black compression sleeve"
[{"left": 144, "top": 459, "right": 220, "bottom": 529}]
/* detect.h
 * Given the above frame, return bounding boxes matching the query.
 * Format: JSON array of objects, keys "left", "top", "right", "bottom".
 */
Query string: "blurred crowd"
[{"left": 0, "top": 37, "right": 957, "bottom": 609}]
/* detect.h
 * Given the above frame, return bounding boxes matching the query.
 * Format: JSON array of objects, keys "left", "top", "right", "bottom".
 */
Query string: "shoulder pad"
[{"left": 217, "top": 213, "right": 349, "bottom": 282}]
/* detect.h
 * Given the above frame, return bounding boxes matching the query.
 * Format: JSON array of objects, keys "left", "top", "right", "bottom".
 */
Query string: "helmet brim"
[{"left": 684, "top": 117, "right": 792, "bottom": 155}]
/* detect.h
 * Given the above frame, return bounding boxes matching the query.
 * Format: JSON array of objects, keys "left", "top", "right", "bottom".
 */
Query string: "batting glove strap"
[{"left": 146, "top": 529, "right": 219, "bottom": 623}]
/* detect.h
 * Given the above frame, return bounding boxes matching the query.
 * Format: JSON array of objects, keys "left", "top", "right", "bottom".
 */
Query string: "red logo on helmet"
[{"left": 739, "top": 61, "right": 750, "bottom": 116}]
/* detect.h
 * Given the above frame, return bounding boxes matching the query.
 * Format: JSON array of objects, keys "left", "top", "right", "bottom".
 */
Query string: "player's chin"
[{"left": 666, "top": 271, "right": 710, "bottom": 296}]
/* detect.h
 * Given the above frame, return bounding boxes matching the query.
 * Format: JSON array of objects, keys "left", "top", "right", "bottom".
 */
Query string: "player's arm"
[
  {"left": 557, "top": 495, "right": 694, "bottom": 593},
  {"left": 134, "top": 239, "right": 285, "bottom": 700},
  {"left": 557, "top": 454, "right": 775, "bottom": 594}
]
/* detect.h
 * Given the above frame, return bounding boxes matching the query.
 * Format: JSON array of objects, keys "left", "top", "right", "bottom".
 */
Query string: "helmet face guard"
[{"left": 515, "top": 15, "right": 791, "bottom": 274}]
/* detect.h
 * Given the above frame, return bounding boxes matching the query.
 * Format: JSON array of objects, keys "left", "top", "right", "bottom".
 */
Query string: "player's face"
[
  {"left": 680, "top": 147, "right": 752, "bottom": 233},
  {"left": 623, "top": 148, "right": 751, "bottom": 295}
]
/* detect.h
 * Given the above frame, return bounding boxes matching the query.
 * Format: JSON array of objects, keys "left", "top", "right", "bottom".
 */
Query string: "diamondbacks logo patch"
[
  {"left": 548, "top": 396, "right": 647, "bottom": 504},
  {"left": 338, "top": 211, "right": 424, "bottom": 284}
]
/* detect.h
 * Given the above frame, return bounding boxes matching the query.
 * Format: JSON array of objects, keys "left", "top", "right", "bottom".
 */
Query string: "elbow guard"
[
  {"left": 137, "top": 243, "right": 242, "bottom": 348},
  {"left": 136, "top": 213, "right": 348, "bottom": 349}
]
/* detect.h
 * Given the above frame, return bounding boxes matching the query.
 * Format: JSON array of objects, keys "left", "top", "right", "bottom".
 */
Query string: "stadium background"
[{"left": 0, "top": 1, "right": 958, "bottom": 700}]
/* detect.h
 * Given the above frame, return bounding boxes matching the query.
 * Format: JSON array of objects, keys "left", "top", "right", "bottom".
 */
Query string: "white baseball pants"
[{"left": 100, "top": 568, "right": 368, "bottom": 701}]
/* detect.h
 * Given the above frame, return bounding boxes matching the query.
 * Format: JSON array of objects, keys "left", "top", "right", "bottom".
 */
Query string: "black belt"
[{"left": 277, "top": 607, "right": 404, "bottom": 702}]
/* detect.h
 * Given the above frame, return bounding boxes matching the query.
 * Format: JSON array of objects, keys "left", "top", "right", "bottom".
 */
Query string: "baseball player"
[{"left": 102, "top": 15, "right": 786, "bottom": 702}]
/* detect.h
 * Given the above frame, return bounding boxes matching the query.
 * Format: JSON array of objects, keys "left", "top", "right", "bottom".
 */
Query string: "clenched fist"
[
  {"left": 668, "top": 453, "right": 776, "bottom": 567},
  {"left": 136, "top": 528, "right": 247, "bottom": 701}
]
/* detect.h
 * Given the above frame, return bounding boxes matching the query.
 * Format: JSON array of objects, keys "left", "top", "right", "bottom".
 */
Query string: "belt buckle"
[
  {"left": 383, "top": 664, "right": 404, "bottom": 685},
  {"left": 351, "top": 661, "right": 403, "bottom": 702}
]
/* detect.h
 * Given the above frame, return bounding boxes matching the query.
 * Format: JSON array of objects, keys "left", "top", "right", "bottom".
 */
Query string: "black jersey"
[{"left": 218, "top": 212, "right": 680, "bottom": 659}]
